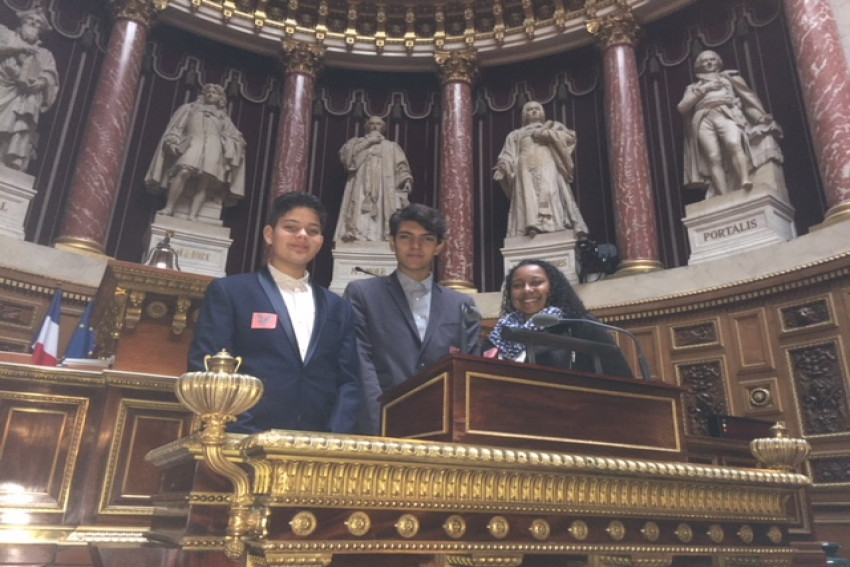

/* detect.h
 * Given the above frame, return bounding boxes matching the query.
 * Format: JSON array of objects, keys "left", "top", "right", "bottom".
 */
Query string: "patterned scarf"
[{"left": 488, "top": 306, "right": 567, "bottom": 360}]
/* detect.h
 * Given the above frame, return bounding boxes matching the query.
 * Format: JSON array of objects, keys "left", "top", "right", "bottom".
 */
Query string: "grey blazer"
[{"left": 343, "top": 271, "right": 481, "bottom": 435}]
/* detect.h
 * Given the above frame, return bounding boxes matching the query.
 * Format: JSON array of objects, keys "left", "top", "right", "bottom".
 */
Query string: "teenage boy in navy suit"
[{"left": 189, "top": 192, "right": 362, "bottom": 433}]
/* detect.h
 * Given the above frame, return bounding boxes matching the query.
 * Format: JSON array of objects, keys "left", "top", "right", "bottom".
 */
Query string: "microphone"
[
  {"left": 354, "top": 266, "right": 381, "bottom": 277},
  {"left": 529, "top": 312, "right": 652, "bottom": 380},
  {"left": 459, "top": 303, "right": 482, "bottom": 354}
]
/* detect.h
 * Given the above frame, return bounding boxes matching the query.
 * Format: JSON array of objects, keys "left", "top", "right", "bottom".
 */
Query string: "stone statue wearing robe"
[
  {"left": 145, "top": 83, "right": 246, "bottom": 221},
  {"left": 0, "top": 4, "right": 58, "bottom": 171},
  {"left": 678, "top": 50, "right": 784, "bottom": 200},
  {"left": 494, "top": 101, "right": 588, "bottom": 238},
  {"left": 334, "top": 116, "right": 413, "bottom": 242}
]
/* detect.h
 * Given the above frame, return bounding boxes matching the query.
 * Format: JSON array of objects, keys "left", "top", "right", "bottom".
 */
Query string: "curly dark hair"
[{"left": 500, "top": 259, "right": 588, "bottom": 317}]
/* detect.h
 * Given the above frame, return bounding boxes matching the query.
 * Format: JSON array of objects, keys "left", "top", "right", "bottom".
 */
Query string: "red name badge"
[{"left": 251, "top": 312, "right": 278, "bottom": 329}]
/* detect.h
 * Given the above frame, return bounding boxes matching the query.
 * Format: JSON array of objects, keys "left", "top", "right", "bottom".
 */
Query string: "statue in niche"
[
  {"left": 678, "top": 50, "right": 784, "bottom": 200},
  {"left": 493, "top": 101, "right": 588, "bottom": 238},
  {"left": 145, "top": 83, "right": 246, "bottom": 221},
  {"left": 0, "top": 3, "right": 58, "bottom": 171},
  {"left": 334, "top": 115, "right": 413, "bottom": 242}
]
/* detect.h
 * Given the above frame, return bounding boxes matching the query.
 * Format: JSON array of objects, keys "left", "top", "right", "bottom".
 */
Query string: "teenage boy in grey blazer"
[{"left": 344, "top": 203, "right": 481, "bottom": 435}]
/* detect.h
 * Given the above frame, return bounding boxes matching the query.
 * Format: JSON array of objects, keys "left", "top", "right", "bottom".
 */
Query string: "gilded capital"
[
  {"left": 108, "top": 0, "right": 160, "bottom": 26},
  {"left": 435, "top": 49, "right": 478, "bottom": 85},
  {"left": 586, "top": 2, "right": 640, "bottom": 49},
  {"left": 281, "top": 39, "right": 326, "bottom": 77}
]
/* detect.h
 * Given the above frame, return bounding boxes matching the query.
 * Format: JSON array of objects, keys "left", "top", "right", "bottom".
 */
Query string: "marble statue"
[
  {"left": 334, "top": 115, "right": 413, "bottom": 242},
  {"left": 678, "top": 50, "right": 784, "bottom": 200},
  {"left": 0, "top": 3, "right": 58, "bottom": 171},
  {"left": 145, "top": 83, "right": 246, "bottom": 221},
  {"left": 493, "top": 101, "right": 588, "bottom": 238}
]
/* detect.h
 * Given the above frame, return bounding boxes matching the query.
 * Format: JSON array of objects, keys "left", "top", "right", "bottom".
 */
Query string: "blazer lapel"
[
  {"left": 421, "top": 283, "right": 447, "bottom": 349},
  {"left": 388, "top": 273, "right": 421, "bottom": 343},
  {"left": 303, "top": 285, "right": 325, "bottom": 365},
  {"left": 256, "top": 268, "right": 300, "bottom": 362}
]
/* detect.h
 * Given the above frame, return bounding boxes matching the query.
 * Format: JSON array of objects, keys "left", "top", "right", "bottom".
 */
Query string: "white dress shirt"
[{"left": 268, "top": 264, "right": 315, "bottom": 361}]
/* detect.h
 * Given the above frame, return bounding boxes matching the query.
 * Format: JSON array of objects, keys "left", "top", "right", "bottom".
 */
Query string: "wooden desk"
[{"left": 382, "top": 354, "right": 686, "bottom": 461}]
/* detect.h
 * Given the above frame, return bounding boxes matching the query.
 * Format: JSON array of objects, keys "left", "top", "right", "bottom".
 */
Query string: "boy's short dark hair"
[
  {"left": 266, "top": 192, "right": 327, "bottom": 228},
  {"left": 389, "top": 203, "right": 448, "bottom": 242}
]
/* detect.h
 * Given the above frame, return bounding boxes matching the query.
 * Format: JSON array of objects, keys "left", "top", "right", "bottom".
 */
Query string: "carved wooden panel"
[
  {"left": 778, "top": 296, "right": 833, "bottom": 333},
  {"left": 0, "top": 390, "right": 89, "bottom": 512},
  {"left": 670, "top": 319, "right": 719, "bottom": 350},
  {"left": 809, "top": 455, "right": 850, "bottom": 485},
  {"left": 730, "top": 309, "right": 774, "bottom": 370},
  {"left": 787, "top": 341, "right": 850, "bottom": 436},
  {"left": 98, "top": 398, "right": 194, "bottom": 515},
  {"left": 675, "top": 358, "right": 728, "bottom": 436}
]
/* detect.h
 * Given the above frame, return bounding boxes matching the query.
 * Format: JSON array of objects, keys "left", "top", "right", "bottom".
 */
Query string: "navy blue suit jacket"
[{"left": 189, "top": 267, "right": 362, "bottom": 433}]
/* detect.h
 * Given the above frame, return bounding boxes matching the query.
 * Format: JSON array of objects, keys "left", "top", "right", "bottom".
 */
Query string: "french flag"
[{"left": 32, "top": 288, "right": 62, "bottom": 366}]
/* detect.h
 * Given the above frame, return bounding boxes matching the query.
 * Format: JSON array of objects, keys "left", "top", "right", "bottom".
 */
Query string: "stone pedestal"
[
  {"left": 683, "top": 187, "right": 796, "bottom": 265},
  {"left": 330, "top": 240, "right": 396, "bottom": 295},
  {"left": 144, "top": 214, "right": 233, "bottom": 278},
  {"left": 501, "top": 230, "right": 580, "bottom": 286},
  {"left": 0, "top": 166, "right": 36, "bottom": 240}
]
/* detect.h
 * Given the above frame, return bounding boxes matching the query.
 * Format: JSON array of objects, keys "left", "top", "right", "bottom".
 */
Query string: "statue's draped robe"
[
  {"left": 334, "top": 135, "right": 412, "bottom": 242},
  {"left": 495, "top": 121, "right": 587, "bottom": 237},
  {"left": 145, "top": 101, "right": 246, "bottom": 205},
  {"left": 0, "top": 25, "right": 58, "bottom": 170}
]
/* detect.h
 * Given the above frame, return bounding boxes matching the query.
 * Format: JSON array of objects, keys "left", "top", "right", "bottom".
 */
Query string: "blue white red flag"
[{"left": 32, "top": 288, "right": 62, "bottom": 366}]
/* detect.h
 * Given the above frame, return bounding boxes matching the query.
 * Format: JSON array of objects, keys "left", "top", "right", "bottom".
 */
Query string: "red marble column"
[
  {"left": 588, "top": 7, "right": 663, "bottom": 275},
  {"left": 54, "top": 0, "right": 156, "bottom": 256},
  {"left": 782, "top": 0, "right": 850, "bottom": 225},
  {"left": 435, "top": 50, "right": 477, "bottom": 291},
  {"left": 270, "top": 41, "right": 324, "bottom": 198}
]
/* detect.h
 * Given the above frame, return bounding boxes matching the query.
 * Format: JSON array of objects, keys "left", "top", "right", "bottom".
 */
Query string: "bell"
[{"left": 145, "top": 231, "right": 180, "bottom": 271}]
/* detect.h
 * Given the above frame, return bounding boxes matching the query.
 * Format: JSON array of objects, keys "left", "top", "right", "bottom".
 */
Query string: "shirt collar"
[
  {"left": 268, "top": 263, "right": 311, "bottom": 293},
  {"left": 397, "top": 271, "right": 432, "bottom": 295}
]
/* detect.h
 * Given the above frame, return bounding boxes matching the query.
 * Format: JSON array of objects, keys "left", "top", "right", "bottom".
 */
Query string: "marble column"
[
  {"left": 782, "top": 0, "right": 850, "bottom": 226},
  {"left": 435, "top": 50, "right": 478, "bottom": 292},
  {"left": 54, "top": 0, "right": 157, "bottom": 256},
  {"left": 270, "top": 40, "right": 324, "bottom": 198},
  {"left": 587, "top": 4, "right": 663, "bottom": 275}
]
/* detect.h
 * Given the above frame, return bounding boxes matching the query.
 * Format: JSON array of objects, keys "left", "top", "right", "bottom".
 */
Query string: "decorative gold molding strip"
[
  {"left": 172, "top": 0, "right": 589, "bottom": 53},
  {"left": 253, "top": 540, "right": 797, "bottom": 557},
  {"left": 596, "top": 252, "right": 850, "bottom": 323},
  {"left": 243, "top": 432, "right": 809, "bottom": 487},
  {"left": 0, "top": 276, "right": 93, "bottom": 303}
]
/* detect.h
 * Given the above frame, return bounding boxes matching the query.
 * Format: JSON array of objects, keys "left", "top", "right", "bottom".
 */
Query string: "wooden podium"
[{"left": 382, "top": 354, "right": 686, "bottom": 461}]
